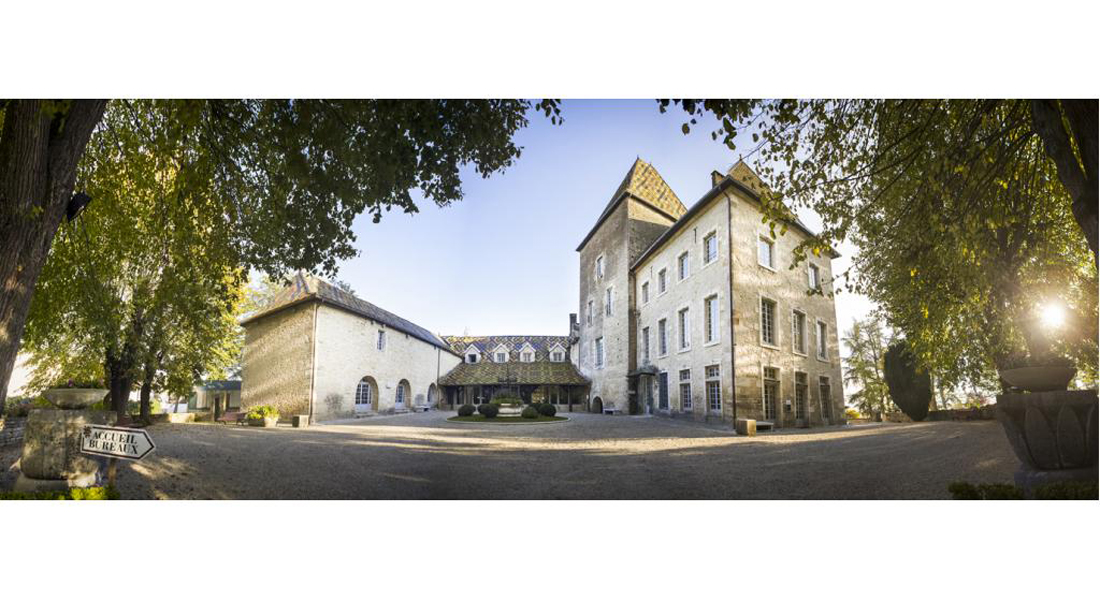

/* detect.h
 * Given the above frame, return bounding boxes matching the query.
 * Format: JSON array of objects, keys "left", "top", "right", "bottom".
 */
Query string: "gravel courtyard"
[{"left": 3, "top": 412, "right": 1019, "bottom": 499}]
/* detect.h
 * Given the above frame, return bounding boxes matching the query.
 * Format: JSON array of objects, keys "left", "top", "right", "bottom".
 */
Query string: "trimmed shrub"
[
  {"left": 883, "top": 342, "right": 933, "bottom": 422},
  {"left": 457, "top": 404, "right": 475, "bottom": 417},
  {"left": 479, "top": 404, "right": 499, "bottom": 418},
  {"left": 537, "top": 403, "right": 557, "bottom": 417},
  {"left": 246, "top": 405, "right": 280, "bottom": 420},
  {"left": 521, "top": 406, "right": 539, "bottom": 419}
]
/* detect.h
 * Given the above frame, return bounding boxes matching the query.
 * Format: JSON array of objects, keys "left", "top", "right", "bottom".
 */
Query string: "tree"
[
  {"left": 0, "top": 99, "right": 561, "bottom": 405},
  {"left": 21, "top": 104, "right": 246, "bottom": 419},
  {"left": 883, "top": 341, "right": 934, "bottom": 422},
  {"left": 666, "top": 100, "right": 1097, "bottom": 387},
  {"left": 842, "top": 315, "right": 893, "bottom": 421}
]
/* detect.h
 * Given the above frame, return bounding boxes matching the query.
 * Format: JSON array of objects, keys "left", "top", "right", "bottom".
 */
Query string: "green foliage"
[
  {"left": 843, "top": 315, "right": 894, "bottom": 419},
  {"left": 245, "top": 405, "right": 280, "bottom": 420},
  {"left": 844, "top": 407, "right": 861, "bottom": 420},
  {"left": 666, "top": 100, "right": 1097, "bottom": 390},
  {"left": 949, "top": 480, "right": 1096, "bottom": 500},
  {"left": 1033, "top": 480, "right": 1099, "bottom": 500},
  {"left": 0, "top": 486, "right": 120, "bottom": 500},
  {"left": 537, "top": 402, "right": 557, "bottom": 417},
  {"left": 477, "top": 403, "right": 499, "bottom": 418},
  {"left": 490, "top": 395, "right": 522, "bottom": 406},
  {"left": 883, "top": 342, "right": 933, "bottom": 422},
  {"left": 948, "top": 482, "right": 1024, "bottom": 500},
  {"left": 457, "top": 404, "right": 475, "bottom": 417},
  {"left": 51, "top": 377, "right": 107, "bottom": 389},
  {"left": 3, "top": 395, "right": 51, "bottom": 418},
  {"left": 521, "top": 406, "right": 539, "bottom": 419}
]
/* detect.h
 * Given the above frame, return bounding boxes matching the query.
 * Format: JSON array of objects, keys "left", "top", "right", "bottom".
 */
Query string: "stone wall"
[
  {"left": 634, "top": 192, "right": 735, "bottom": 423},
  {"left": 241, "top": 302, "right": 316, "bottom": 420},
  {"left": 726, "top": 186, "right": 845, "bottom": 427},
  {"left": 311, "top": 304, "right": 461, "bottom": 421},
  {"left": 0, "top": 417, "right": 26, "bottom": 448}
]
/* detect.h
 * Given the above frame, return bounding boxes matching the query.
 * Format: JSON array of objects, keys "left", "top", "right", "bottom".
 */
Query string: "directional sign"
[{"left": 80, "top": 425, "right": 156, "bottom": 461}]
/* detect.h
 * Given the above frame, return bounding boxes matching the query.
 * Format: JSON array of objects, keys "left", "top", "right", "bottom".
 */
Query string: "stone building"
[
  {"left": 240, "top": 272, "right": 461, "bottom": 422},
  {"left": 577, "top": 159, "right": 845, "bottom": 427},
  {"left": 437, "top": 335, "right": 589, "bottom": 411}
]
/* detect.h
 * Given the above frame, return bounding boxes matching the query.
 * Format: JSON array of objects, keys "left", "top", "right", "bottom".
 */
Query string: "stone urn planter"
[
  {"left": 998, "top": 366, "right": 1077, "bottom": 393},
  {"left": 43, "top": 387, "right": 107, "bottom": 409},
  {"left": 496, "top": 402, "right": 523, "bottom": 418},
  {"left": 16, "top": 388, "right": 115, "bottom": 492},
  {"left": 249, "top": 416, "right": 279, "bottom": 427},
  {"left": 996, "top": 389, "right": 1098, "bottom": 496}
]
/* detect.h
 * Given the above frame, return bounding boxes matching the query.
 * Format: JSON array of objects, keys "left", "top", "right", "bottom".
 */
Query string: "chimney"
[{"left": 569, "top": 313, "right": 578, "bottom": 337}]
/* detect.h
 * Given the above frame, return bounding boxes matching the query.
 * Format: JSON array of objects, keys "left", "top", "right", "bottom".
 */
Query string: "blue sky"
[{"left": 332, "top": 99, "right": 874, "bottom": 339}]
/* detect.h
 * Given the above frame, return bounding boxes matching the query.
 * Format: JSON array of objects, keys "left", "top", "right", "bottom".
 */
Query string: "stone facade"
[
  {"left": 311, "top": 304, "right": 460, "bottom": 421},
  {"left": 577, "top": 159, "right": 685, "bottom": 413},
  {"left": 579, "top": 159, "right": 845, "bottom": 426},
  {"left": 240, "top": 274, "right": 461, "bottom": 422},
  {"left": 241, "top": 302, "right": 315, "bottom": 420}
]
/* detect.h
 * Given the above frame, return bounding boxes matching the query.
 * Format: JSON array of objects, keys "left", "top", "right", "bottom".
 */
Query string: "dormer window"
[
  {"left": 496, "top": 352, "right": 507, "bottom": 362},
  {"left": 518, "top": 342, "right": 536, "bottom": 363},
  {"left": 522, "top": 352, "right": 533, "bottom": 362},
  {"left": 491, "top": 344, "right": 510, "bottom": 363},
  {"left": 548, "top": 343, "right": 566, "bottom": 363},
  {"left": 465, "top": 346, "right": 480, "bottom": 363}
]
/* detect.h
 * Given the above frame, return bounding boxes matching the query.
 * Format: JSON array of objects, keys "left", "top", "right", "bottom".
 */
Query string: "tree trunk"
[
  {"left": 0, "top": 100, "right": 108, "bottom": 411},
  {"left": 1030, "top": 99, "right": 1098, "bottom": 264},
  {"left": 139, "top": 360, "right": 155, "bottom": 422},
  {"left": 105, "top": 349, "right": 134, "bottom": 421}
]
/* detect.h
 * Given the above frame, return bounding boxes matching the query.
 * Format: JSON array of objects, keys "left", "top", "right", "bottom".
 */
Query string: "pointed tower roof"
[{"left": 577, "top": 158, "right": 686, "bottom": 251}]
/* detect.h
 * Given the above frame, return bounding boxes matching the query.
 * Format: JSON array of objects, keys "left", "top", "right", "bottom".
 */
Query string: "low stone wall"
[
  {"left": 927, "top": 406, "right": 997, "bottom": 421},
  {"left": 0, "top": 417, "right": 27, "bottom": 447}
]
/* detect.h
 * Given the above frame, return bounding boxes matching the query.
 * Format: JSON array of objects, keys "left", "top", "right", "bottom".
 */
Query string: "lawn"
[{"left": 447, "top": 415, "right": 567, "bottom": 424}]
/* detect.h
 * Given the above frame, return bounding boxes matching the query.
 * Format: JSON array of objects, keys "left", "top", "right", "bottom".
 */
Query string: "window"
[
  {"left": 658, "top": 319, "right": 668, "bottom": 356},
  {"left": 808, "top": 264, "right": 820, "bottom": 290},
  {"left": 819, "top": 376, "right": 833, "bottom": 421},
  {"left": 641, "top": 281, "right": 649, "bottom": 304},
  {"left": 594, "top": 337, "right": 604, "bottom": 368},
  {"left": 641, "top": 326, "right": 650, "bottom": 362},
  {"left": 377, "top": 330, "right": 386, "bottom": 351},
  {"left": 706, "top": 365, "right": 721, "bottom": 411},
  {"left": 703, "top": 232, "right": 717, "bottom": 264},
  {"left": 596, "top": 255, "right": 604, "bottom": 279},
  {"left": 466, "top": 352, "right": 479, "bottom": 364},
  {"left": 760, "top": 298, "right": 777, "bottom": 346},
  {"left": 763, "top": 366, "right": 779, "bottom": 420},
  {"left": 355, "top": 378, "right": 373, "bottom": 408},
  {"left": 792, "top": 310, "right": 807, "bottom": 354},
  {"left": 795, "top": 372, "right": 808, "bottom": 420},
  {"left": 704, "top": 295, "right": 719, "bottom": 344},
  {"left": 522, "top": 352, "right": 533, "bottom": 362},
  {"left": 658, "top": 269, "right": 667, "bottom": 294},
  {"left": 678, "top": 252, "right": 689, "bottom": 280},
  {"left": 817, "top": 321, "right": 828, "bottom": 359},
  {"left": 758, "top": 236, "right": 775, "bottom": 270},
  {"left": 551, "top": 351, "right": 564, "bottom": 362},
  {"left": 605, "top": 288, "right": 613, "bottom": 316},
  {"left": 678, "top": 307, "right": 690, "bottom": 350},
  {"left": 586, "top": 300, "right": 593, "bottom": 325},
  {"left": 496, "top": 352, "right": 507, "bottom": 363},
  {"left": 679, "top": 369, "right": 692, "bottom": 411}
]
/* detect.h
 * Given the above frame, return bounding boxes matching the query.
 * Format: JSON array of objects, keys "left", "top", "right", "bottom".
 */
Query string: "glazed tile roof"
[
  {"left": 441, "top": 335, "right": 570, "bottom": 357},
  {"left": 576, "top": 158, "right": 687, "bottom": 251},
  {"left": 240, "top": 272, "right": 454, "bottom": 353},
  {"left": 438, "top": 360, "right": 589, "bottom": 387}
]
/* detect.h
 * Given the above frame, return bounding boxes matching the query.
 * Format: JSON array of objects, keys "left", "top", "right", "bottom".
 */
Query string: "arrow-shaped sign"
[{"left": 80, "top": 425, "right": 156, "bottom": 461}]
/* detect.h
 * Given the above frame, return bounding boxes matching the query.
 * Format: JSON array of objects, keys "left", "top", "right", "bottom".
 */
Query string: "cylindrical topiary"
[
  {"left": 521, "top": 406, "right": 539, "bottom": 419},
  {"left": 537, "top": 402, "right": 557, "bottom": 417},
  {"left": 457, "top": 404, "right": 475, "bottom": 417},
  {"left": 883, "top": 341, "right": 933, "bottom": 422}
]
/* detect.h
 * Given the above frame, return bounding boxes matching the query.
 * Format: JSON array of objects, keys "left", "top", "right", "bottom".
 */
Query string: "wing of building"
[{"left": 576, "top": 158, "right": 845, "bottom": 427}]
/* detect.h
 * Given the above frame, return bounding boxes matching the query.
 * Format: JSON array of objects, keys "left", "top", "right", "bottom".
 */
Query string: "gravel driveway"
[{"left": 2, "top": 412, "right": 1019, "bottom": 499}]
